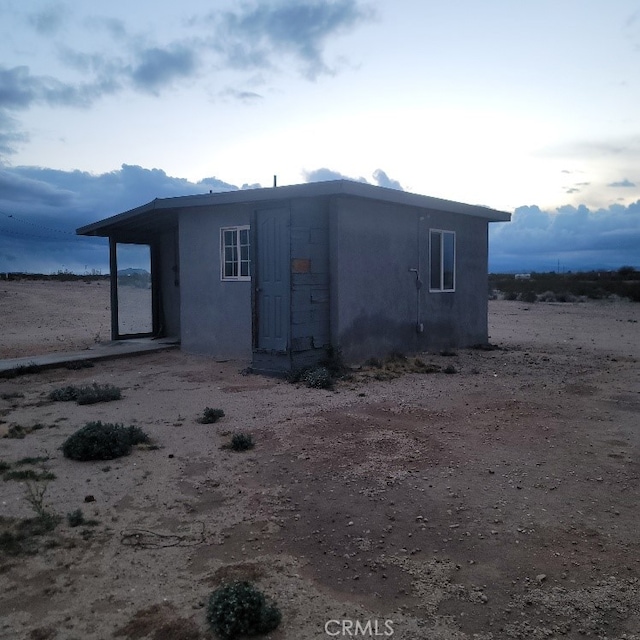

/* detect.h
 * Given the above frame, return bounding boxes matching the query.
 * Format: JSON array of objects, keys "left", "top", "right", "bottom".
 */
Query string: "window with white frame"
[
  {"left": 429, "top": 230, "right": 455, "bottom": 291},
  {"left": 221, "top": 226, "right": 250, "bottom": 280}
]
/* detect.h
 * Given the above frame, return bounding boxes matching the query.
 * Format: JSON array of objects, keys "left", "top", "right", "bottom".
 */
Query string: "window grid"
[{"left": 221, "top": 226, "right": 250, "bottom": 281}]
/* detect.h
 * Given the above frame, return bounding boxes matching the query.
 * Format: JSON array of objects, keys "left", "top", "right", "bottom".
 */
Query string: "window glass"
[
  {"left": 430, "top": 230, "right": 455, "bottom": 291},
  {"left": 443, "top": 232, "right": 455, "bottom": 290},
  {"left": 430, "top": 231, "right": 441, "bottom": 290}
]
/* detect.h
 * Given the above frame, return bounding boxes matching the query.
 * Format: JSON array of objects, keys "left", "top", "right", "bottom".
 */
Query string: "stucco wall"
[
  {"left": 330, "top": 197, "right": 490, "bottom": 362},
  {"left": 179, "top": 205, "right": 252, "bottom": 359},
  {"left": 156, "top": 229, "right": 180, "bottom": 338}
]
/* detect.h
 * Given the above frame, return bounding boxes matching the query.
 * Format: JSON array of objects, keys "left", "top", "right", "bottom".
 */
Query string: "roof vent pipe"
[{"left": 273, "top": 175, "right": 277, "bottom": 188}]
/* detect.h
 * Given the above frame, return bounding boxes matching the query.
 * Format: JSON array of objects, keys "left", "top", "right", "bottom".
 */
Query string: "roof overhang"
[{"left": 77, "top": 180, "right": 511, "bottom": 239}]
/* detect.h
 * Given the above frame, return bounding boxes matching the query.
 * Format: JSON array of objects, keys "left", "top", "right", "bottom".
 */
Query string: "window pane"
[
  {"left": 430, "top": 231, "right": 441, "bottom": 290},
  {"left": 224, "top": 229, "right": 236, "bottom": 247},
  {"left": 239, "top": 228, "right": 249, "bottom": 245},
  {"left": 443, "top": 232, "right": 455, "bottom": 290},
  {"left": 240, "top": 260, "right": 250, "bottom": 277}
]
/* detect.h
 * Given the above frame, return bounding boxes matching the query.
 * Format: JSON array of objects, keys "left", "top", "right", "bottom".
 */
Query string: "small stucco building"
[{"left": 77, "top": 180, "right": 510, "bottom": 372}]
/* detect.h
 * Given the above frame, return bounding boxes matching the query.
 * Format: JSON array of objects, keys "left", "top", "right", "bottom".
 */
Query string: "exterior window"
[
  {"left": 221, "top": 226, "right": 250, "bottom": 280},
  {"left": 429, "top": 230, "right": 455, "bottom": 292}
]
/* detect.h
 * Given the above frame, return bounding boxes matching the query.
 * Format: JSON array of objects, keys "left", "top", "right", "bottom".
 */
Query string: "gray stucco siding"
[
  {"left": 330, "top": 197, "right": 420, "bottom": 360},
  {"left": 419, "top": 213, "right": 489, "bottom": 350},
  {"left": 331, "top": 198, "right": 491, "bottom": 361},
  {"left": 156, "top": 229, "right": 180, "bottom": 338},
  {"left": 178, "top": 205, "right": 252, "bottom": 359}
]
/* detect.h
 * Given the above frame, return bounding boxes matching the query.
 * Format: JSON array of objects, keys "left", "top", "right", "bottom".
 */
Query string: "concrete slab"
[{"left": 0, "top": 338, "right": 179, "bottom": 375}]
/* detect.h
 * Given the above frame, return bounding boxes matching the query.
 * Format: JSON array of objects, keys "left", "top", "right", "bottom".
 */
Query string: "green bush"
[
  {"left": 62, "top": 422, "right": 150, "bottom": 461},
  {"left": 302, "top": 366, "right": 332, "bottom": 389},
  {"left": 67, "top": 509, "right": 85, "bottom": 527},
  {"left": 230, "top": 433, "right": 254, "bottom": 452},
  {"left": 49, "top": 383, "right": 121, "bottom": 404},
  {"left": 198, "top": 407, "right": 225, "bottom": 424},
  {"left": 206, "top": 581, "right": 281, "bottom": 639}
]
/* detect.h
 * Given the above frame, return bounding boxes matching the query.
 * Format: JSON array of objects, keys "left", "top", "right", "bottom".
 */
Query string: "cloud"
[
  {"left": 131, "top": 46, "right": 198, "bottom": 93},
  {"left": 0, "top": 111, "right": 28, "bottom": 155},
  {"left": 214, "top": 0, "right": 374, "bottom": 79},
  {"left": 1, "top": 162, "right": 638, "bottom": 273},
  {"left": 489, "top": 202, "right": 640, "bottom": 271},
  {"left": 0, "top": 65, "right": 118, "bottom": 110},
  {"left": 304, "top": 166, "right": 403, "bottom": 190},
  {"left": 0, "top": 164, "right": 238, "bottom": 273},
  {"left": 372, "top": 169, "right": 403, "bottom": 190},
  {"left": 608, "top": 178, "right": 636, "bottom": 188},
  {"left": 28, "top": 3, "right": 68, "bottom": 36}
]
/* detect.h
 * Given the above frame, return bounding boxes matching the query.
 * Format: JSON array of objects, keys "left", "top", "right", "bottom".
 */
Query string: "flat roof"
[{"left": 77, "top": 179, "right": 511, "bottom": 237}]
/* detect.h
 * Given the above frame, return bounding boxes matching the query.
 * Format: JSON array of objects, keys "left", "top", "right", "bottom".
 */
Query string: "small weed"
[
  {"left": 198, "top": 407, "right": 225, "bottom": 424},
  {"left": 64, "top": 361, "right": 94, "bottom": 370},
  {"left": 4, "top": 424, "right": 26, "bottom": 439},
  {"left": 4, "top": 469, "right": 56, "bottom": 482},
  {"left": 49, "top": 383, "right": 121, "bottom": 405},
  {"left": 207, "top": 581, "right": 281, "bottom": 640},
  {"left": 0, "top": 515, "right": 59, "bottom": 556},
  {"left": 67, "top": 509, "right": 85, "bottom": 527},
  {"left": 16, "top": 456, "right": 50, "bottom": 465},
  {"left": 66, "top": 509, "right": 98, "bottom": 528},
  {"left": 443, "top": 365, "right": 458, "bottom": 374},
  {"left": 62, "top": 421, "right": 151, "bottom": 461},
  {"left": 363, "top": 357, "right": 383, "bottom": 368},
  {"left": 302, "top": 366, "right": 333, "bottom": 389},
  {"left": 224, "top": 432, "right": 254, "bottom": 452},
  {"left": 0, "top": 362, "right": 40, "bottom": 379},
  {"left": 440, "top": 349, "right": 457, "bottom": 357},
  {"left": 1, "top": 392, "right": 24, "bottom": 400}
]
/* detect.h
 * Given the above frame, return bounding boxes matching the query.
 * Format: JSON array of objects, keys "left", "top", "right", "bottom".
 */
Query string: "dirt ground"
[{"left": 0, "top": 280, "right": 639, "bottom": 639}]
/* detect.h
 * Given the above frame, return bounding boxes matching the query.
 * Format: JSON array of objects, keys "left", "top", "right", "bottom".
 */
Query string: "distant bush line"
[
  {"left": 490, "top": 267, "right": 640, "bottom": 303},
  {"left": 1, "top": 271, "right": 109, "bottom": 283}
]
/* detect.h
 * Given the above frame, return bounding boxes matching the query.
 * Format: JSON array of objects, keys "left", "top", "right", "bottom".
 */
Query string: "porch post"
[{"left": 109, "top": 237, "right": 119, "bottom": 340}]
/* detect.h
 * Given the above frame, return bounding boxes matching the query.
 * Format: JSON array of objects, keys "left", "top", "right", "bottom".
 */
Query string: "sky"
[{"left": 0, "top": 0, "right": 639, "bottom": 273}]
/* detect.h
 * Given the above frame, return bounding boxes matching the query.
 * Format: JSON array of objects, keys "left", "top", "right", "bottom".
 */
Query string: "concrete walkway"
[{"left": 0, "top": 338, "right": 179, "bottom": 375}]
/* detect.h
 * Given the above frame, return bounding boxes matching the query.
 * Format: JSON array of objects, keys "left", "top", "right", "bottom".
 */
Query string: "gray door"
[{"left": 256, "top": 207, "right": 290, "bottom": 352}]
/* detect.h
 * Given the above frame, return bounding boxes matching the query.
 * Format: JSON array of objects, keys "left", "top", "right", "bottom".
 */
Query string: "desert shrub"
[
  {"left": 538, "top": 290, "right": 556, "bottom": 302},
  {"left": 3, "top": 469, "right": 56, "bottom": 481},
  {"left": 62, "top": 421, "right": 150, "bottom": 461},
  {"left": 66, "top": 508, "right": 98, "bottom": 528},
  {"left": 364, "top": 357, "right": 383, "bottom": 368},
  {"left": 319, "top": 346, "right": 349, "bottom": 378},
  {"left": 230, "top": 432, "right": 254, "bottom": 452},
  {"left": 503, "top": 291, "right": 518, "bottom": 301},
  {"left": 206, "top": 581, "right": 281, "bottom": 639},
  {"left": 302, "top": 366, "right": 332, "bottom": 389},
  {"left": 518, "top": 290, "right": 537, "bottom": 303},
  {"left": 49, "top": 383, "right": 121, "bottom": 405},
  {"left": 4, "top": 425, "right": 26, "bottom": 439},
  {"left": 198, "top": 407, "right": 225, "bottom": 424},
  {"left": 67, "top": 509, "right": 85, "bottom": 527},
  {"left": 76, "top": 383, "right": 121, "bottom": 405},
  {"left": 443, "top": 365, "right": 457, "bottom": 374},
  {"left": 49, "top": 385, "right": 80, "bottom": 402},
  {"left": 16, "top": 456, "right": 49, "bottom": 465},
  {"left": 554, "top": 291, "right": 576, "bottom": 303}
]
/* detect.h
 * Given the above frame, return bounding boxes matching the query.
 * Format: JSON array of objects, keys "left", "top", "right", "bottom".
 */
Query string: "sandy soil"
[{"left": 1, "top": 282, "right": 639, "bottom": 640}]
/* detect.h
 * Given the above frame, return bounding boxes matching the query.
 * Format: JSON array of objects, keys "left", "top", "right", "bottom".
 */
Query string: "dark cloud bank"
[{"left": 0, "top": 164, "right": 638, "bottom": 274}]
